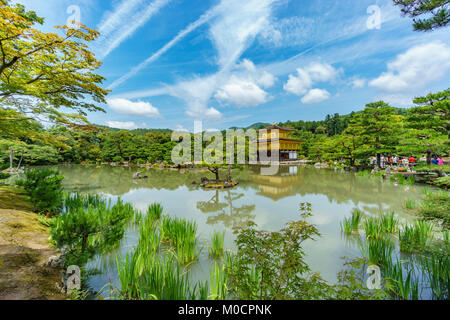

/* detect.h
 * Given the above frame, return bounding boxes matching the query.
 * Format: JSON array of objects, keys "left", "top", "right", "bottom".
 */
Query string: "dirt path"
[{"left": 0, "top": 186, "right": 66, "bottom": 300}]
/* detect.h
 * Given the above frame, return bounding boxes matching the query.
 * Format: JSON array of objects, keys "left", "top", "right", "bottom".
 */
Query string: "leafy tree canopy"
[
  {"left": 0, "top": 0, "right": 108, "bottom": 128},
  {"left": 393, "top": 0, "right": 450, "bottom": 31}
]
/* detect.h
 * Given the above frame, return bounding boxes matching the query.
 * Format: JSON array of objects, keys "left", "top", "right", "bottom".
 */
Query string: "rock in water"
[{"left": 133, "top": 172, "right": 141, "bottom": 179}]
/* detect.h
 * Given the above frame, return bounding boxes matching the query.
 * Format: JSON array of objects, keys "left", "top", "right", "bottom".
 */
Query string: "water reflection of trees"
[
  {"left": 197, "top": 189, "right": 256, "bottom": 229},
  {"left": 243, "top": 166, "right": 419, "bottom": 215},
  {"left": 55, "top": 165, "right": 421, "bottom": 217},
  {"left": 57, "top": 165, "right": 209, "bottom": 195}
]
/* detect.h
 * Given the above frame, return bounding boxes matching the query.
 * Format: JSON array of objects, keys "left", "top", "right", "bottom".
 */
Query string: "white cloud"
[
  {"left": 96, "top": 0, "right": 171, "bottom": 59},
  {"left": 209, "top": 0, "right": 275, "bottom": 69},
  {"left": 236, "top": 59, "right": 276, "bottom": 88},
  {"left": 351, "top": 78, "right": 366, "bottom": 89},
  {"left": 204, "top": 107, "right": 223, "bottom": 120},
  {"left": 107, "top": 98, "right": 160, "bottom": 118},
  {"left": 301, "top": 89, "right": 331, "bottom": 104},
  {"left": 306, "top": 62, "right": 339, "bottom": 82},
  {"left": 369, "top": 42, "right": 450, "bottom": 93},
  {"left": 106, "top": 121, "right": 140, "bottom": 130},
  {"left": 284, "top": 62, "right": 338, "bottom": 96},
  {"left": 215, "top": 76, "right": 270, "bottom": 107},
  {"left": 110, "top": 0, "right": 277, "bottom": 119},
  {"left": 257, "top": 71, "right": 276, "bottom": 88},
  {"left": 284, "top": 69, "right": 313, "bottom": 95}
]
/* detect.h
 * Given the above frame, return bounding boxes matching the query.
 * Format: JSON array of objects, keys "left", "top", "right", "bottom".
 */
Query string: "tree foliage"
[
  {"left": 393, "top": 0, "right": 450, "bottom": 31},
  {"left": 0, "top": 0, "right": 108, "bottom": 122},
  {"left": 400, "top": 88, "right": 450, "bottom": 163},
  {"left": 16, "top": 168, "right": 64, "bottom": 214}
]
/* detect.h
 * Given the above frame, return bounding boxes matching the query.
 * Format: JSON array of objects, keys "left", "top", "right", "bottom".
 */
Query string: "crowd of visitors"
[{"left": 369, "top": 155, "right": 445, "bottom": 168}]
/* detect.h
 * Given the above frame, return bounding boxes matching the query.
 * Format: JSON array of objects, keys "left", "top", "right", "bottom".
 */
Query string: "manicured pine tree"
[
  {"left": 345, "top": 101, "right": 403, "bottom": 168},
  {"left": 401, "top": 89, "right": 449, "bottom": 164},
  {"left": 393, "top": 0, "right": 450, "bottom": 31}
]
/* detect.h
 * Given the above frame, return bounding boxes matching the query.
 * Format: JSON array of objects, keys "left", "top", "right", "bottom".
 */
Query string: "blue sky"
[{"left": 16, "top": 0, "right": 450, "bottom": 131}]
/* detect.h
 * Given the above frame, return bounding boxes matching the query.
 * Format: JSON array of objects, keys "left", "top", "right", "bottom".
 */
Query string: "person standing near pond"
[
  {"left": 402, "top": 157, "right": 409, "bottom": 168},
  {"left": 409, "top": 156, "right": 416, "bottom": 167},
  {"left": 393, "top": 156, "right": 398, "bottom": 166}
]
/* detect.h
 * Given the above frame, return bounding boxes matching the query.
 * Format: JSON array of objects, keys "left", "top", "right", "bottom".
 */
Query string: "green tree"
[
  {"left": 346, "top": 101, "right": 403, "bottom": 168},
  {"left": 321, "top": 133, "right": 363, "bottom": 166},
  {"left": 0, "top": 0, "right": 108, "bottom": 166},
  {"left": 0, "top": 1, "right": 108, "bottom": 124},
  {"left": 401, "top": 89, "right": 449, "bottom": 163},
  {"left": 393, "top": 0, "right": 450, "bottom": 31},
  {"left": 16, "top": 168, "right": 64, "bottom": 214}
]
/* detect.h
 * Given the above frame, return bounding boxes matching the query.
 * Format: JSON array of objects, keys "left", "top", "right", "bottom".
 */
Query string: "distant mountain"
[
  {"left": 95, "top": 125, "right": 172, "bottom": 135},
  {"left": 229, "top": 122, "right": 270, "bottom": 130}
]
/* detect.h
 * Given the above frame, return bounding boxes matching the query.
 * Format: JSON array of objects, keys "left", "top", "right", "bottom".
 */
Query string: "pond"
[{"left": 54, "top": 164, "right": 429, "bottom": 295}]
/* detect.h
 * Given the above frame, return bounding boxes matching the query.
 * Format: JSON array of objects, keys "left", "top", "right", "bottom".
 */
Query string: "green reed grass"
[
  {"left": 209, "top": 231, "right": 225, "bottom": 258},
  {"left": 363, "top": 217, "right": 384, "bottom": 240},
  {"left": 358, "top": 237, "right": 394, "bottom": 266},
  {"left": 404, "top": 199, "right": 418, "bottom": 210},
  {"left": 160, "top": 215, "right": 200, "bottom": 265},
  {"left": 419, "top": 253, "right": 449, "bottom": 300},
  {"left": 209, "top": 261, "right": 228, "bottom": 300},
  {"left": 379, "top": 212, "right": 399, "bottom": 234},
  {"left": 175, "top": 237, "right": 200, "bottom": 266},
  {"left": 362, "top": 213, "right": 399, "bottom": 240},
  {"left": 139, "top": 223, "right": 161, "bottom": 254},
  {"left": 117, "top": 250, "right": 205, "bottom": 300},
  {"left": 384, "top": 261, "right": 419, "bottom": 300},
  {"left": 147, "top": 203, "right": 164, "bottom": 221},
  {"left": 399, "top": 220, "right": 434, "bottom": 252}
]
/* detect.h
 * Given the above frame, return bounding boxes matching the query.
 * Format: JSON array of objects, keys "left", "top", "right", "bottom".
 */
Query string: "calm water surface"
[{"left": 54, "top": 164, "right": 429, "bottom": 293}]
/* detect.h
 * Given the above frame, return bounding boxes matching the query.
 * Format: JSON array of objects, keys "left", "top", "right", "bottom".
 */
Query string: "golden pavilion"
[{"left": 257, "top": 123, "right": 303, "bottom": 161}]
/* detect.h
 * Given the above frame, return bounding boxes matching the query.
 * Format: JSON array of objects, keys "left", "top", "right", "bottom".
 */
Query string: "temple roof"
[{"left": 257, "top": 138, "right": 304, "bottom": 143}]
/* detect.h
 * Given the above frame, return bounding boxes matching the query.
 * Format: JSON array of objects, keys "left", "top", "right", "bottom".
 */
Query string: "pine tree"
[
  {"left": 345, "top": 101, "right": 403, "bottom": 168},
  {"left": 401, "top": 89, "right": 449, "bottom": 164},
  {"left": 393, "top": 0, "right": 450, "bottom": 31}
]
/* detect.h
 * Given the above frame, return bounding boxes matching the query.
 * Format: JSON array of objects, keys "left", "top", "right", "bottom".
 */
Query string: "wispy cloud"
[
  {"left": 95, "top": 0, "right": 171, "bottom": 59},
  {"left": 109, "top": 0, "right": 278, "bottom": 121},
  {"left": 108, "top": 5, "right": 218, "bottom": 89}
]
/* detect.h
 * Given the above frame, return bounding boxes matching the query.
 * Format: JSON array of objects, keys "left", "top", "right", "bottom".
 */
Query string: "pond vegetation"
[{"left": 10, "top": 165, "right": 450, "bottom": 300}]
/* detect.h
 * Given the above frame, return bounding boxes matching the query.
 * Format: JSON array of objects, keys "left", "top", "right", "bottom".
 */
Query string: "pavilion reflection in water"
[{"left": 248, "top": 166, "right": 301, "bottom": 201}]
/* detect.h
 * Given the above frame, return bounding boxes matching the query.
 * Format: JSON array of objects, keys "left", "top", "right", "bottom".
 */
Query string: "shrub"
[
  {"left": 0, "top": 172, "right": 10, "bottom": 179},
  {"left": 16, "top": 169, "right": 64, "bottom": 215},
  {"left": 226, "top": 203, "right": 331, "bottom": 300},
  {"left": 50, "top": 196, "right": 136, "bottom": 266}
]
